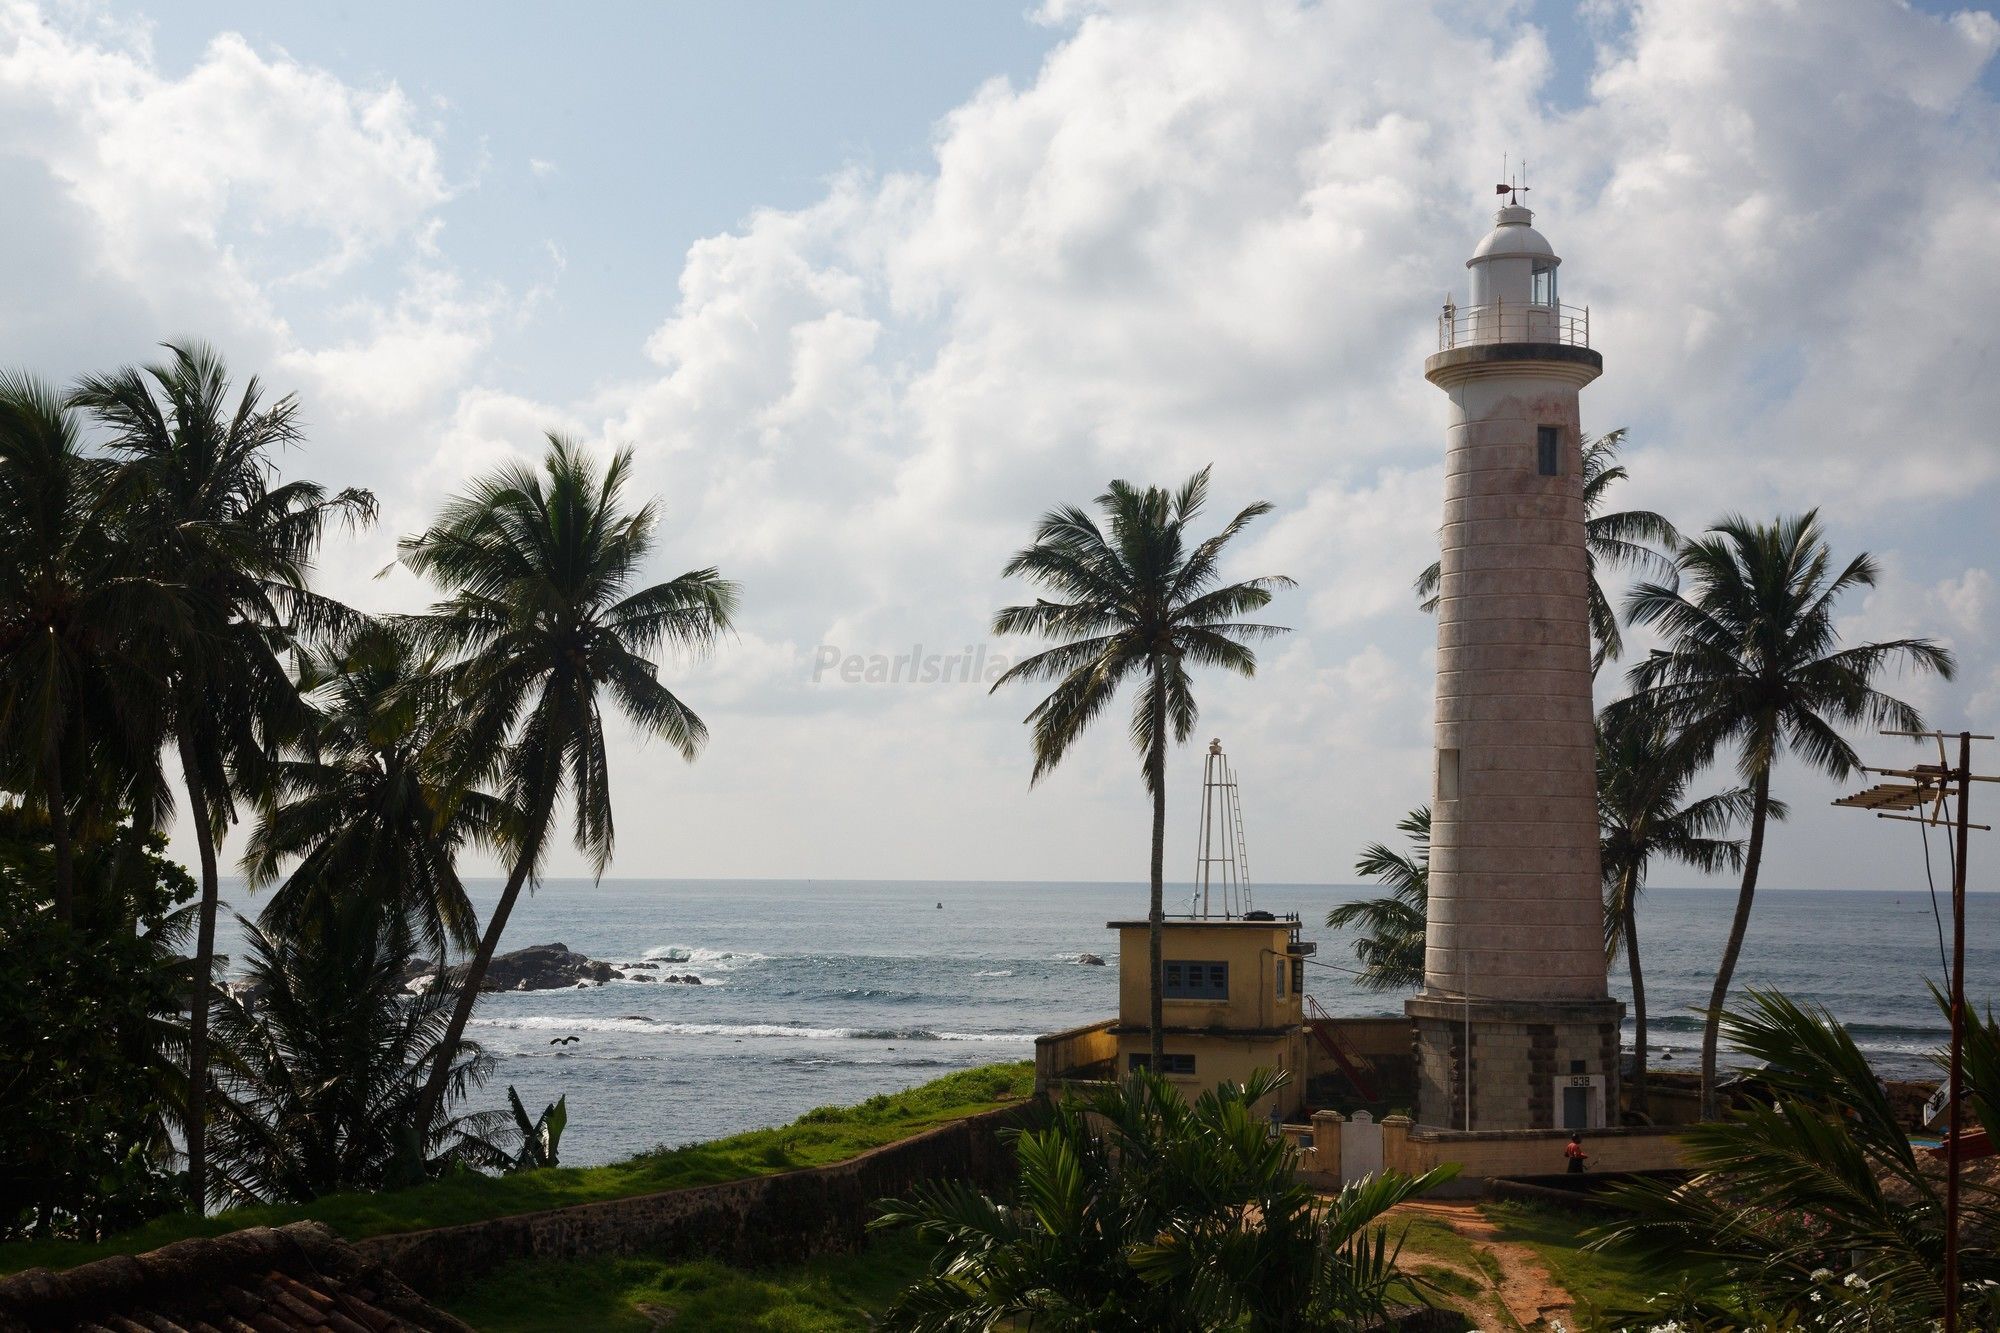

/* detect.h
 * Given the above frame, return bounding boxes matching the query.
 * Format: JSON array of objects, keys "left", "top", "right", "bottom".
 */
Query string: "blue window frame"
[{"left": 1163, "top": 960, "right": 1228, "bottom": 1000}]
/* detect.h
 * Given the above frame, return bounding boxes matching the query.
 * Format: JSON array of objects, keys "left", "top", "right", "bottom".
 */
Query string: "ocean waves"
[{"left": 469, "top": 1013, "right": 1038, "bottom": 1043}]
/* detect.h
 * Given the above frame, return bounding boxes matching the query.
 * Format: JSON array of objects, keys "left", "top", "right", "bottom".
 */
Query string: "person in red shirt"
[{"left": 1565, "top": 1133, "right": 1589, "bottom": 1174}]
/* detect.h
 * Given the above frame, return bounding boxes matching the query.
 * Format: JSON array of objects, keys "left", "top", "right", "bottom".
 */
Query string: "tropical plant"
[
  {"left": 465, "top": 1087, "right": 567, "bottom": 1173},
  {"left": 1596, "top": 711, "right": 1760, "bottom": 1115},
  {"left": 873, "top": 1069, "right": 1454, "bottom": 1332},
  {"left": 396, "top": 434, "right": 735, "bottom": 1146},
  {"left": 1326, "top": 805, "right": 1429, "bottom": 993},
  {"left": 1592, "top": 989, "right": 2000, "bottom": 1330},
  {"left": 1620, "top": 512, "right": 1953, "bottom": 1117},
  {"left": 72, "top": 341, "right": 376, "bottom": 1207},
  {"left": 0, "top": 374, "right": 168, "bottom": 923},
  {"left": 1416, "top": 429, "right": 1678, "bottom": 671},
  {"left": 205, "top": 913, "right": 498, "bottom": 1206},
  {"left": 990, "top": 467, "right": 1291, "bottom": 1062},
  {"left": 0, "top": 809, "right": 196, "bottom": 1241},
  {"left": 243, "top": 620, "right": 512, "bottom": 962}
]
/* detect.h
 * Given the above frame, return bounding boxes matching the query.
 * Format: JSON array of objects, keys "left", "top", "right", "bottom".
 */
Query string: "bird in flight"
[{"left": 549, "top": 1035, "right": 581, "bottom": 1046}]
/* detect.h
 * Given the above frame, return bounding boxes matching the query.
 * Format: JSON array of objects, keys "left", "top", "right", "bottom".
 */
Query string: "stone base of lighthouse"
[{"left": 1407, "top": 995, "right": 1624, "bottom": 1131}]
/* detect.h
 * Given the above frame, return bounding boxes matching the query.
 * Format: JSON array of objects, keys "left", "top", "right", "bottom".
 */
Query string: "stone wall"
[
  {"left": 361, "top": 1102, "right": 1038, "bottom": 1295},
  {"left": 1378, "top": 1113, "right": 1688, "bottom": 1195}
]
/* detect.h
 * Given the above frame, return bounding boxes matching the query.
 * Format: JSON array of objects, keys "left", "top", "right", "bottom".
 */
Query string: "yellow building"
[{"left": 1107, "top": 912, "right": 1317, "bottom": 1118}]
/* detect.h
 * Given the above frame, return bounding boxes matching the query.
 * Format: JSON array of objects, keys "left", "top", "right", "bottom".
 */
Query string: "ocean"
[{"left": 213, "top": 879, "right": 1998, "bottom": 1166}]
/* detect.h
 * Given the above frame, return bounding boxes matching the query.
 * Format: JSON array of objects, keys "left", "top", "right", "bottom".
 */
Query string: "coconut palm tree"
[
  {"left": 990, "top": 467, "right": 1291, "bottom": 1063},
  {"left": 71, "top": 341, "right": 377, "bottom": 1209},
  {"left": 1415, "top": 429, "right": 1677, "bottom": 671},
  {"left": 206, "top": 913, "right": 498, "bottom": 1206},
  {"left": 397, "top": 434, "right": 735, "bottom": 1143},
  {"left": 243, "top": 620, "right": 513, "bottom": 962},
  {"left": 1592, "top": 989, "right": 2000, "bottom": 1329},
  {"left": 0, "top": 374, "right": 169, "bottom": 922},
  {"left": 1620, "top": 512, "right": 1953, "bottom": 1117},
  {"left": 874, "top": 1069, "right": 1453, "bottom": 1332},
  {"left": 1596, "top": 710, "right": 1759, "bottom": 1116},
  {"left": 1326, "top": 806, "right": 1429, "bottom": 992}
]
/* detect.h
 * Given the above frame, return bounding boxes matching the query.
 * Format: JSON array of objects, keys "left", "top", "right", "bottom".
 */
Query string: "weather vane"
[{"left": 1495, "top": 154, "right": 1529, "bottom": 206}]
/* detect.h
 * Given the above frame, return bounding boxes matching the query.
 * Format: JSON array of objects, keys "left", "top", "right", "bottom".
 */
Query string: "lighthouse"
[{"left": 1408, "top": 191, "right": 1623, "bottom": 1131}]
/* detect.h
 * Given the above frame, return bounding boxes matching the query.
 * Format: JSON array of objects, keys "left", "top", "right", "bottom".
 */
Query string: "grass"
[
  {"left": 0, "top": 1062, "right": 1033, "bottom": 1276},
  {"left": 1481, "top": 1199, "right": 1658, "bottom": 1330},
  {"left": 438, "top": 1230, "right": 932, "bottom": 1332}
]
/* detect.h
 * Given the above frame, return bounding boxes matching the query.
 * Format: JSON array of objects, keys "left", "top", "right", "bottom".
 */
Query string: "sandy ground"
[{"left": 1388, "top": 1199, "right": 1576, "bottom": 1332}]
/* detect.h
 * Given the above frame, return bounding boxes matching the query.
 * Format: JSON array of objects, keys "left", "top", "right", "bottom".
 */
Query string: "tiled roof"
[{"left": 0, "top": 1222, "right": 474, "bottom": 1333}]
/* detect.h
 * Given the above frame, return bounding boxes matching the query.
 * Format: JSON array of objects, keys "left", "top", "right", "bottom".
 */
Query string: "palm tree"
[
  {"left": 1621, "top": 512, "right": 1953, "bottom": 1117},
  {"left": 0, "top": 374, "right": 168, "bottom": 922},
  {"left": 398, "top": 434, "right": 735, "bottom": 1143},
  {"left": 71, "top": 341, "right": 376, "bottom": 1209},
  {"left": 1326, "top": 806, "right": 1429, "bottom": 992},
  {"left": 1592, "top": 989, "right": 2000, "bottom": 1329},
  {"left": 874, "top": 1069, "right": 1453, "bottom": 1332},
  {"left": 1416, "top": 429, "right": 1678, "bottom": 670},
  {"left": 206, "top": 913, "right": 498, "bottom": 1206},
  {"left": 1596, "top": 710, "right": 1758, "bottom": 1116},
  {"left": 990, "top": 467, "right": 1291, "bottom": 1063},
  {"left": 243, "top": 620, "right": 512, "bottom": 962}
]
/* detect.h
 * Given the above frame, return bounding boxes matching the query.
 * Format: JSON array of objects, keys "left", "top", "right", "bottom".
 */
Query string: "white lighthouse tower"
[{"left": 1408, "top": 189, "right": 1623, "bottom": 1131}]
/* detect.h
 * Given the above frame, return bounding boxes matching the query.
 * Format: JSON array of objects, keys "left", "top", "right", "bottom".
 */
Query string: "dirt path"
[{"left": 1389, "top": 1200, "right": 1576, "bottom": 1332}]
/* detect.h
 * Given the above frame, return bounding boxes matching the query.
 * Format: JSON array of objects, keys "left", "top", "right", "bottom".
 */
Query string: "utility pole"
[{"left": 1834, "top": 729, "right": 1995, "bottom": 1333}]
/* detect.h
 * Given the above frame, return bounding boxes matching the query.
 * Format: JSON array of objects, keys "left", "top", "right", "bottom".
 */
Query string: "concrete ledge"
[{"left": 1425, "top": 342, "right": 1604, "bottom": 387}]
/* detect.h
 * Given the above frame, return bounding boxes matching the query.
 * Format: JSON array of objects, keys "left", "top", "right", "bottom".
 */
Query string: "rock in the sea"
[
  {"left": 632, "top": 973, "right": 655, "bottom": 983},
  {"left": 623, "top": 961, "right": 660, "bottom": 970},
  {"left": 1076, "top": 953, "right": 1106, "bottom": 966},
  {"left": 463, "top": 942, "right": 627, "bottom": 992}
]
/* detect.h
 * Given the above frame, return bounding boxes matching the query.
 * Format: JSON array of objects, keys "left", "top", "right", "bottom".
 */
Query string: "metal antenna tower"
[{"left": 1193, "top": 738, "right": 1253, "bottom": 918}]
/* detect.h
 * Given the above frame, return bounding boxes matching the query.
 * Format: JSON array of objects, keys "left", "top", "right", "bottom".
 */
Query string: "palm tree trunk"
[
  {"left": 179, "top": 731, "right": 222, "bottom": 1213},
  {"left": 414, "top": 837, "right": 539, "bottom": 1148},
  {"left": 46, "top": 747, "right": 74, "bottom": 924},
  {"left": 1147, "top": 660, "right": 1166, "bottom": 1067},
  {"left": 1622, "top": 864, "right": 1647, "bottom": 1116},
  {"left": 1700, "top": 767, "right": 1771, "bottom": 1120}
]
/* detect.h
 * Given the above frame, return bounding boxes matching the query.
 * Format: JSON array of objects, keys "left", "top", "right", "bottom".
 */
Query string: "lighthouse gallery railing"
[{"left": 1436, "top": 300, "right": 1591, "bottom": 351}]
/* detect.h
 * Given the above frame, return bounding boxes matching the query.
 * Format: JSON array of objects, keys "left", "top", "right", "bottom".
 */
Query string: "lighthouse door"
[{"left": 1561, "top": 1086, "right": 1589, "bottom": 1130}]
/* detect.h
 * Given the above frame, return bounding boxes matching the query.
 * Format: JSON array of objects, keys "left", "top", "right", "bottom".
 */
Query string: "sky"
[{"left": 3, "top": 0, "right": 1999, "bottom": 893}]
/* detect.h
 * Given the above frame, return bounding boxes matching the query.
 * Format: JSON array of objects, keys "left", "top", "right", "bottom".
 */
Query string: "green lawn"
[
  {"left": 439, "top": 1231, "right": 932, "bottom": 1332},
  {"left": 1481, "top": 1199, "right": 1659, "bottom": 1330},
  {"left": 0, "top": 1062, "right": 1033, "bottom": 1276}
]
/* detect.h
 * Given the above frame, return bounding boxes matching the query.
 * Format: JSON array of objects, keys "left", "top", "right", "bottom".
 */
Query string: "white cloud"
[{"left": 4, "top": 0, "right": 1999, "bottom": 892}]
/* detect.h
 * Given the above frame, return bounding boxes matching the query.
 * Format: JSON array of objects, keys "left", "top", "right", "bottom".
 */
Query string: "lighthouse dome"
[
  {"left": 1468, "top": 204, "right": 1556, "bottom": 264},
  {"left": 1464, "top": 203, "right": 1562, "bottom": 312}
]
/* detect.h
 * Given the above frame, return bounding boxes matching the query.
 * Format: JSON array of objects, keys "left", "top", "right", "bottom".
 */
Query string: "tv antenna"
[
  {"left": 1496, "top": 155, "right": 1529, "bottom": 206},
  {"left": 1834, "top": 729, "right": 1997, "bottom": 1333}
]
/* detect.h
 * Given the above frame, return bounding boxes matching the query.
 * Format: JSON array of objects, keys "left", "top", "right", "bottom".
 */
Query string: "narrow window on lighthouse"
[
  {"left": 1437, "top": 747, "right": 1460, "bottom": 802},
  {"left": 1537, "top": 425, "right": 1561, "bottom": 476},
  {"left": 1531, "top": 260, "right": 1557, "bottom": 307}
]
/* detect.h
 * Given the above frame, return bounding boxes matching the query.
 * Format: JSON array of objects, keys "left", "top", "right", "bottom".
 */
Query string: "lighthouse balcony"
[{"left": 1437, "top": 299, "right": 1591, "bottom": 351}]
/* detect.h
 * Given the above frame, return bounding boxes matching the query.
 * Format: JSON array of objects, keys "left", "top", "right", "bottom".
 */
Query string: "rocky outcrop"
[
  {"left": 474, "top": 943, "right": 623, "bottom": 991},
  {"left": 1076, "top": 953, "right": 1106, "bottom": 966}
]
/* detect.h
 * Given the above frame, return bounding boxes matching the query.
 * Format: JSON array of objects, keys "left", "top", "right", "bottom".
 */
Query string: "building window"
[
  {"left": 1275, "top": 960, "right": 1286, "bottom": 998},
  {"left": 1531, "top": 260, "right": 1557, "bottom": 307},
  {"left": 1291, "top": 959, "right": 1305, "bottom": 994},
  {"left": 1437, "top": 748, "right": 1460, "bottom": 803},
  {"left": 1163, "top": 960, "right": 1228, "bottom": 1000},
  {"left": 1537, "top": 426, "right": 1561, "bottom": 476},
  {"left": 1131, "top": 1052, "right": 1197, "bottom": 1075}
]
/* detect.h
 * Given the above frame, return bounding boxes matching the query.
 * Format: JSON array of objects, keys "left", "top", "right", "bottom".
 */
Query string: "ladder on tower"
[
  {"left": 1193, "top": 738, "right": 1252, "bottom": 918},
  {"left": 1305, "top": 994, "right": 1379, "bottom": 1103}
]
